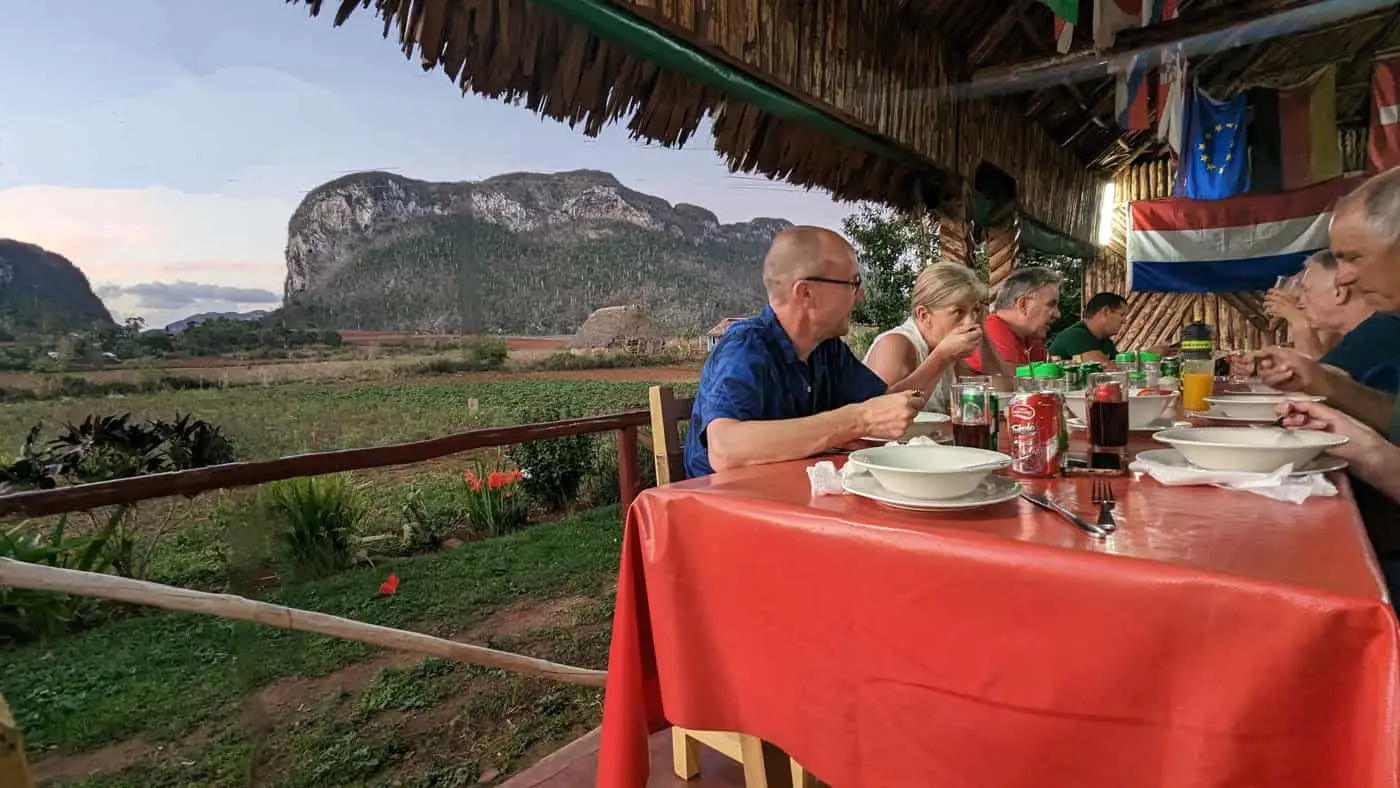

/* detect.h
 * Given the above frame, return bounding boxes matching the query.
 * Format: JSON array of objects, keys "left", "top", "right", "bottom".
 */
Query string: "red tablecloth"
[{"left": 598, "top": 449, "right": 1400, "bottom": 787}]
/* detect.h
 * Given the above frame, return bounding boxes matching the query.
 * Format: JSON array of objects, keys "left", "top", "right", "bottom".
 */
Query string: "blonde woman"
[{"left": 863, "top": 262, "right": 1011, "bottom": 413}]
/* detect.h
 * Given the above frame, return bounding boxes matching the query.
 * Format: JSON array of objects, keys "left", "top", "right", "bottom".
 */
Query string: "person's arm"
[
  {"left": 1316, "top": 369, "right": 1396, "bottom": 435},
  {"left": 866, "top": 334, "right": 957, "bottom": 395},
  {"left": 970, "top": 322, "right": 1017, "bottom": 382},
  {"left": 707, "top": 393, "right": 923, "bottom": 472},
  {"left": 1258, "top": 346, "right": 1395, "bottom": 433},
  {"left": 1077, "top": 349, "right": 1110, "bottom": 364},
  {"left": 1279, "top": 400, "right": 1400, "bottom": 501}
]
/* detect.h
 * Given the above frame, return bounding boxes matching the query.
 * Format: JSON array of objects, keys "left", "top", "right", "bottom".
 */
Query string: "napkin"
[{"left": 1128, "top": 456, "right": 1337, "bottom": 504}]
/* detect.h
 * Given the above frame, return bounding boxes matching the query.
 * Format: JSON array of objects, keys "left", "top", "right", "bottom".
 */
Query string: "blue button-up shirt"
[{"left": 683, "top": 306, "right": 887, "bottom": 478}]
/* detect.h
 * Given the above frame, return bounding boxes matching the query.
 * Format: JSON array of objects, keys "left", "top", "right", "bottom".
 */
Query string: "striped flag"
[
  {"left": 1142, "top": 0, "right": 1179, "bottom": 25},
  {"left": 1157, "top": 46, "right": 1187, "bottom": 153},
  {"left": 1095, "top": 0, "right": 1142, "bottom": 49},
  {"left": 1249, "top": 67, "right": 1343, "bottom": 193},
  {"left": 1115, "top": 53, "right": 1153, "bottom": 130},
  {"left": 1128, "top": 177, "right": 1361, "bottom": 293},
  {"left": 1369, "top": 56, "right": 1400, "bottom": 172}
]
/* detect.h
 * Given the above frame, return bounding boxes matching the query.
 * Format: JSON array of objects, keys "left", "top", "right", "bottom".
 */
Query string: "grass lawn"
[{"left": 3, "top": 506, "right": 624, "bottom": 787}]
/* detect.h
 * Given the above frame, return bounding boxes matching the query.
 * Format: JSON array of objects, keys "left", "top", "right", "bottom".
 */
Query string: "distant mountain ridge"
[
  {"left": 282, "top": 169, "right": 789, "bottom": 334},
  {"left": 164, "top": 310, "right": 269, "bottom": 333},
  {"left": 0, "top": 239, "right": 115, "bottom": 334}
]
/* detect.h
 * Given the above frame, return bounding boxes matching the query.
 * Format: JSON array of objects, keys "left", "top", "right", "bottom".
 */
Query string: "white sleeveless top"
[{"left": 863, "top": 318, "right": 954, "bottom": 414}]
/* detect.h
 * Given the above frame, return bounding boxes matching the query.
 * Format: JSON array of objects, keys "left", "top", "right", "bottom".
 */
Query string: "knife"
[{"left": 1019, "top": 490, "right": 1111, "bottom": 538}]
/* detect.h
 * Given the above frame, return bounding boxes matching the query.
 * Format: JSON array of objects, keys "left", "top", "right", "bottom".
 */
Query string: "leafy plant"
[
  {"left": 399, "top": 483, "right": 464, "bottom": 552},
  {"left": 461, "top": 461, "right": 528, "bottom": 537},
  {"left": 0, "top": 510, "right": 122, "bottom": 640},
  {"left": 508, "top": 409, "right": 596, "bottom": 511},
  {"left": 266, "top": 475, "right": 364, "bottom": 579}
]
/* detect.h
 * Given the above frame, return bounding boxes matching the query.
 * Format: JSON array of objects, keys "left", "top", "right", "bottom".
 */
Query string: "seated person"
[
  {"left": 683, "top": 226, "right": 925, "bottom": 478},
  {"left": 863, "top": 262, "right": 1011, "bottom": 413},
  {"left": 1293, "top": 250, "right": 1400, "bottom": 393},
  {"left": 1047, "top": 292, "right": 1126, "bottom": 363},
  {"left": 966, "top": 267, "right": 1062, "bottom": 374}
]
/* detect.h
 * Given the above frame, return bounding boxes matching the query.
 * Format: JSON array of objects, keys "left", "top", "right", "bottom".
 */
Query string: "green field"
[{"left": 0, "top": 372, "right": 698, "bottom": 786}]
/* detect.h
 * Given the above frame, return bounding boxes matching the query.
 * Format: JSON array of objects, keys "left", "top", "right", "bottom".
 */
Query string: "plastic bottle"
[
  {"left": 1180, "top": 322, "right": 1215, "bottom": 413},
  {"left": 1033, "top": 362, "right": 1070, "bottom": 457},
  {"left": 1113, "top": 351, "right": 1137, "bottom": 374},
  {"left": 1139, "top": 351, "right": 1162, "bottom": 388}
]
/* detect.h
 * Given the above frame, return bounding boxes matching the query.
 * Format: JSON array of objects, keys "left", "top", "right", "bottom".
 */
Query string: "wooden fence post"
[
  {"left": 0, "top": 691, "right": 33, "bottom": 788},
  {"left": 617, "top": 426, "right": 639, "bottom": 513}
]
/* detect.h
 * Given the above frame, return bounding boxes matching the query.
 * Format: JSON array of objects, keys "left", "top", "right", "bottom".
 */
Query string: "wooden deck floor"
[{"left": 501, "top": 728, "right": 745, "bottom": 788}]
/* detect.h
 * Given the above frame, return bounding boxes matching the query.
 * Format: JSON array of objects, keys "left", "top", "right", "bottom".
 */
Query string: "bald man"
[{"left": 683, "top": 226, "right": 925, "bottom": 477}]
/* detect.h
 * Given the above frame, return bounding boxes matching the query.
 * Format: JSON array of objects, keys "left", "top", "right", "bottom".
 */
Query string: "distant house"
[{"left": 706, "top": 316, "right": 752, "bottom": 352}]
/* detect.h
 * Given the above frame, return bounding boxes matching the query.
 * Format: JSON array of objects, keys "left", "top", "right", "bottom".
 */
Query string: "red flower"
[
  {"left": 463, "top": 470, "right": 482, "bottom": 492},
  {"left": 379, "top": 574, "right": 400, "bottom": 594}
]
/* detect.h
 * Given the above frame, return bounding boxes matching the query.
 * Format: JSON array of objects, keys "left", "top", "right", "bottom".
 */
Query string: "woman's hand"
[{"left": 932, "top": 323, "right": 982, "bottom": 362}]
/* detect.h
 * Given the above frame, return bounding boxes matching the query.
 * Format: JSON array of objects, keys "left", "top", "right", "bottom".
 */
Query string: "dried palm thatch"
[
  {"left": 291, "top": 0, "right": 947, "bottom": 215},
  {"left": 569, "top": 305, "right": 662, "bottom": 349}
]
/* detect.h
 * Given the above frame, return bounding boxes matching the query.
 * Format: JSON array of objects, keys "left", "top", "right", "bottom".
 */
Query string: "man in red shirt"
[{"left": 966, "top": 267, "right": 1062, "bottom": 374}]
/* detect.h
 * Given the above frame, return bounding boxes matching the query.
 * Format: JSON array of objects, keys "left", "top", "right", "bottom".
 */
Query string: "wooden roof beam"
[
  {"left": 968, "top": 0, "right": 1036, "bottom": 68},
  {"left": 974, "top": 0, "right": 1345, "bottom": 85}
]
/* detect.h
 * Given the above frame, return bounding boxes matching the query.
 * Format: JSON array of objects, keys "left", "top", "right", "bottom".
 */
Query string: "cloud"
[{"left": 94, "top": 280, "right": 280, "bottom": 310}]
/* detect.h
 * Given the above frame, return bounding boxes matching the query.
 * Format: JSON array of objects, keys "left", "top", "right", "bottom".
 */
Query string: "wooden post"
[
  {"left": 0, "top": 691, "right": 34, "bottom": 788},
  {"left": 984, "top": 199, "right": 1020, "bottom": 292},
  {"left": 617, "top": 426, "right": 639, "bottom": 513},
  {"left": 937, "top": 182, "right": 975, "bottom": 268}
]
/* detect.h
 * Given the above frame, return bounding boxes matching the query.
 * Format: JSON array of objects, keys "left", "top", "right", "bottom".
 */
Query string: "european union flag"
[{"left": 1175, "top": 87, "right": 1250, "bottom": 200}]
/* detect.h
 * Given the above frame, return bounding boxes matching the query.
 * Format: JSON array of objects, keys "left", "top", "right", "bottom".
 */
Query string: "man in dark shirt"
[
  {"left": 1047, "top": 292, "right": 1127, "bottom": 362},
  {"left": 684, "top": 226, "right": 925, "bottom": 478},
  {"left": 1297, "top": 250, "right": 1400, "bottom": 393}
]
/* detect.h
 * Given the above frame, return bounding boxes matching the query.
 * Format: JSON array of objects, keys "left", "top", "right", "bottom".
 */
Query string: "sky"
[{"left": 0, "top": 1, "right": 856, "bottom": 328}]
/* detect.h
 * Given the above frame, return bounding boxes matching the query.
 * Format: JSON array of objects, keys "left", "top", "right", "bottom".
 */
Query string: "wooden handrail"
[
  {"left": 0, "top": 411, "right": 651, "bottom": 518},
  {"left": 0, "top": 558, "right": 608, "bottom": 687}
]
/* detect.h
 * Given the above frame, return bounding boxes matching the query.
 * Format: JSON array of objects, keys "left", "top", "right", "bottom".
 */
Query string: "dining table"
[{"left": 596, "top": 424, "right": 1400, "bottom": 788}]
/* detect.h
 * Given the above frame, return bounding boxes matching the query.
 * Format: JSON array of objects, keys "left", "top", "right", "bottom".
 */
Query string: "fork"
[{"left": 1090, "top": 478, "right": 1118, "bottom": 531}]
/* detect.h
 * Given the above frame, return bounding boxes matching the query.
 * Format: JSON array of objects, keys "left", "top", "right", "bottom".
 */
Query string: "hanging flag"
[
  {"left": 1142, "top": 0, "right": 1179, "bottom": 25},
  {"left": 1114, "top": 52, "right": 1153, "bottom": 130},
  {"left": 1128, "top": 177, "right": 1362, "bottom": 293},
  {"left": 1176, "top": 88, "right": 1250, "bottom": 200},
  {"left": 1156, "top": 46, "right": 1187, "bottom": 154},
  {"left": 1095, "top": 0, "right": 1143, "bottom": 49},
  {"left": 1249, "top": 67, "right": 1343, "bottom": 193},
  {"left": 1369, "top": 56, "right": 1400, "bottom": 172},
  {"left": 1043, "top": 0, "right": 1080, "bottom": 53}
]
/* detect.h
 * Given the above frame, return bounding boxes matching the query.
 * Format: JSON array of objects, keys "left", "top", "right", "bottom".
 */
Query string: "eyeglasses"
[{"left": 802, "top": 275, "right": 863, "bottom": 290}]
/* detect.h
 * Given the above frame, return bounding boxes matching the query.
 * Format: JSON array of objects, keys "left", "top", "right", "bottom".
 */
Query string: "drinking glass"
[
  {"left": 950, "top": 382, "right": 993, "bottom": 450},
  {"left": 1085, "top": 372, "right": 1130, "bottom": 470}
]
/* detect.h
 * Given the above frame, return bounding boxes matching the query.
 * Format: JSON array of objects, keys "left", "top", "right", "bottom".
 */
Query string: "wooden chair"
[
  {"left": 647, "top": 386, "right": 818, "bottom": 788},
  {"left": 0, "top": 691, "right": 34, "bottom": 788}
]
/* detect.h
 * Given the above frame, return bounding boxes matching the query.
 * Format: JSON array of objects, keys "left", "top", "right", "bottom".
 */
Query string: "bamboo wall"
[
  {"left": 1085, "top": 128, "right": 1370, "bottom": 351},
  {"left": 615, "top": 0, "right": 1104, "bottom": 243}
]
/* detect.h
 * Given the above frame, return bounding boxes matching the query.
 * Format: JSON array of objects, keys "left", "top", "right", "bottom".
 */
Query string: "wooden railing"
[
  {"left": 0, "top": 409, "right": 656, "bottom": 786},
  {"left": 0, "top": 410, "right": 649, "bottom": 517}
]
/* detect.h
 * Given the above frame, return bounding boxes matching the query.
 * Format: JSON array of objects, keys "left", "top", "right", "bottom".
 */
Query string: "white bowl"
[
  {"left": 904, "top": 411, "right": 950, "bottom": 441},
  {"left": 848, "top": 445, "right": 1012, "bottom": 500},
  {"left": 1064, "top": 391, "right": 1177, "bottom": 428},
  {"left": 1239, "top": 378, "right": 1280, "bottom": 394},
  {"left": 1203, "top": 394, "right": 1324, "bottom": 421},
  {"left": 1151, "top": 426, "right": 1347, "bottom": 473}
]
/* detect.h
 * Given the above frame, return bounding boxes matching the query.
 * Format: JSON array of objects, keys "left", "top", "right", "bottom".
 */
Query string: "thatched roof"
[
  {"left": 291, "top": 0, "right": 1396, "bottom": 244},
  {"left": 707, "top": 316, "right": 750, "bottom": 338},
  {"left": 569, "top": 305, "right": 661, "bottom": 349}
]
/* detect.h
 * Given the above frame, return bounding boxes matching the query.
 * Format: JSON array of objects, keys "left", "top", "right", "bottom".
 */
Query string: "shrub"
[
  {"left": 584, "top": 438, "right": 657, "bottom": 507},
  {"left": 508, "top": 410, "right": 596, "bottom": 511},
  {"left": 0, "top": 512, "right": 121, "bottom": 641},
  {"left": 399, "top": 482, "right": 465, "bottom": 552},
  {"left": 266, "top": 475, "right": 364, "bottom": 579},
  {"left": 464, "top": 337, "right": 508, "bottom": 370},
  {"left": 461, "top": 461, "right": 528, "bottom": 537}
]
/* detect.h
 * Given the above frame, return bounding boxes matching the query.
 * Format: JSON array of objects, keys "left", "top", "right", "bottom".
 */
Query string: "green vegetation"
[
  {"left": 0, "top": 367, "right": 696, "bottom": 784},
  {"left": 0, "top": 239, "right": 115, "bottom": 335},
  {"left": 843, "top": 205, "right": 1087, "bottom": 337}
]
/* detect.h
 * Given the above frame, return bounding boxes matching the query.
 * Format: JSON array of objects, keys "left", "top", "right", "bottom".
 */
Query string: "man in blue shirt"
[
  {"left": 1293, "top": 250, "right": 1400, "bottom": 393},
  {"left": 684, "top": 226, "right": 925, "bottom": 478}
]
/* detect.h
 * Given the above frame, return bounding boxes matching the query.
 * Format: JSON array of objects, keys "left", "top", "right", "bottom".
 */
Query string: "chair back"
[{"left": 647, "top": 386, "right": 694, "bottom": 485}]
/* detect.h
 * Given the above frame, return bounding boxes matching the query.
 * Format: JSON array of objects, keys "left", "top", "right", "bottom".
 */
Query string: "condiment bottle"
[{"left": 1138, "top": 351, "right": 1162, "bottom": 388}]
